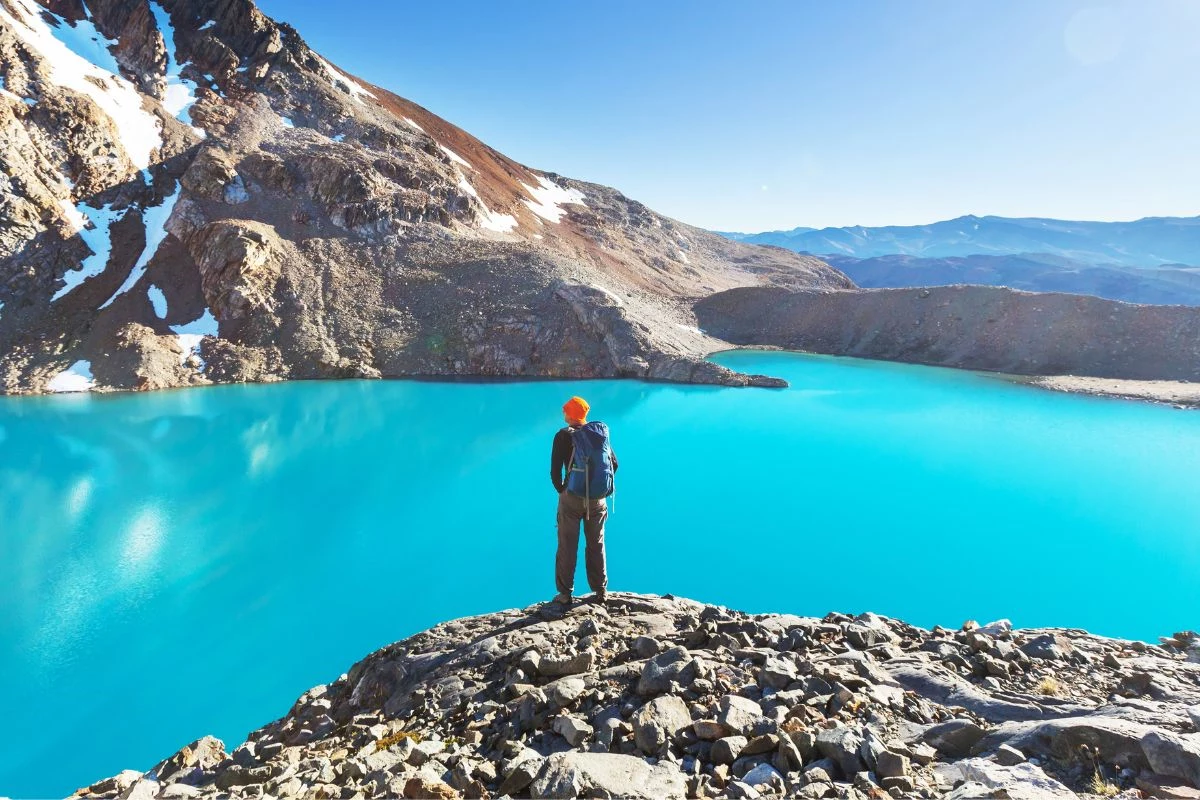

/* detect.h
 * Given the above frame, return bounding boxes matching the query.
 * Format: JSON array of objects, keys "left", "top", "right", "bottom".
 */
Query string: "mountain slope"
[
  {"left": 728, "top": 215, "right": 1200, "bottom": 266},
  {"left": 695, "top": 285, "right": 1200, "bottom": 383},
  {"left": 0, "top": 0, "right": 851, "bottom": 394}
]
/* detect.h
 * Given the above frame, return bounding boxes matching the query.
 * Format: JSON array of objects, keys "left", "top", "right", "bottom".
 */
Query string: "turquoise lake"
[{"left": 3, "top": 350, "right": 1200, "bottom": 797}]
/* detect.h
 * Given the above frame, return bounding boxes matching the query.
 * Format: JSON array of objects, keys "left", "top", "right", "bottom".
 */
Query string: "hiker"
[{"left": 550, "top": 396, "right": 618, "bottom": 605}]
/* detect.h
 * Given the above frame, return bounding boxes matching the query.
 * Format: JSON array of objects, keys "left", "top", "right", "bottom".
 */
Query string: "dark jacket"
[{"left": 550, "top": 425, "right": 618, "bottom": 494}]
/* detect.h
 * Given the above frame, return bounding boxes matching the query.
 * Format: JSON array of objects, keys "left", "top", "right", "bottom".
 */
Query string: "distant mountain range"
[
  {"left": 718, "top": 215, "right": 1200, "bottom": 305},
  {"left": 822, "top": 253, "right": 1200, "bottom": 307},
  {"left": 721, "top": 214, "right": 1200, "bottom": 267}
]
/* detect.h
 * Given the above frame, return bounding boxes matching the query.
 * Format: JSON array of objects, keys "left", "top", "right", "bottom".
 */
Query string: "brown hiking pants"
[{"left": 555, "top": 491, "right": 608, "bottom": 595}]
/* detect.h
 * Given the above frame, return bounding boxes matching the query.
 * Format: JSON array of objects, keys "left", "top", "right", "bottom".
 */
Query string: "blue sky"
[{"left": 256, "top": 0, "right": 1200, "bottom": 232}]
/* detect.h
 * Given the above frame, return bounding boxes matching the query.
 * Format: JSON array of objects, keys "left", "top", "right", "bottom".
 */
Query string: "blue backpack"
[{"left": 566, "top": 421, "right": 615, "bottom": 500}]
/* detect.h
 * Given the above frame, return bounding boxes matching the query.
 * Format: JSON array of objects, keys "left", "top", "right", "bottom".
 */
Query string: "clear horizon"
[{"left": 260, "top": 1, "right": 1198, "bottom": 231}]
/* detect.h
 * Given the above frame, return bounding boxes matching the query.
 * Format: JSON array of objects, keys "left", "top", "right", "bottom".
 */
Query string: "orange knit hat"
[{"left": 563, "top": 396, "right": 590, "bottom": 424}]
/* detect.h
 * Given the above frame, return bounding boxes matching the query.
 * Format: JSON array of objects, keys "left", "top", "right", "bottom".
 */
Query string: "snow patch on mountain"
[
  {"left": 149, "top": 1, "right": 203, "bottom": 137},
  {"left": 41, "top": 3, "right": 121, "bottom": 75},
  {"left": 53, "top": 202, "right": 126, "bottom": 301},
  {"left": 147, "top": 285, "right": 167, "bottom": 318},
  {"left": 439, "top": 145, "right": 471, "bottom": 169},
  {"left": 57, "top": 194, "right": 88, "bottom": 233},
  {"left": 591, "top": 284, "right": 624, "bottom": 306},
  {"left": 315, "top": 55, "right": 375, "bottom": 104},
  {"left": 0, "top": 0, "right": 162, "bottom": 169},
  {"left": 521, "top": 176, "right": 586, "bottom": 224},
  {"left": 47, "top": 360, "right": 95, "bottom": 392},
  {"left": 100, "top": 181, "right": 181, "bottom": 309},
  {"left": 450, "top": 167, "right": 516, "bottom": 233},
  {"left": 170, "top": 309, "right": 218, "bottom": 368}
]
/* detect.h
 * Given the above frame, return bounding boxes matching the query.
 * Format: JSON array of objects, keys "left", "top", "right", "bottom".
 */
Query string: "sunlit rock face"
[{"left": 0, "top": 0, "right": 849, "bottom": 395}]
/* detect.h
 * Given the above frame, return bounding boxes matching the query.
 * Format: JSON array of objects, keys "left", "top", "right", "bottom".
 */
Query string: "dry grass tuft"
[
  {"left": 1036, "top": 676, "right": 1062, "bottom": 696},
  {"left": 1088, "top": 772, "right": 1120, "bottom": 797}
]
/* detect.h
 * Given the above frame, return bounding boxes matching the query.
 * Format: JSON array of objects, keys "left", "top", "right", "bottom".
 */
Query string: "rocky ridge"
[
  {"left": 0, "top": 0, "right": 848, "bottom": 395},
  {"left": 695, "top": 286, "right": 1200, "bottom": 386},
  {"left": 77, "top": 594, "right": 1200, "bottom": 800}
]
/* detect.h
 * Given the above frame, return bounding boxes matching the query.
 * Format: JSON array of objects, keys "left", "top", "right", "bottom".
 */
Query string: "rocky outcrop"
[
  {"left": 695, "top": 286, "right": 1200, "bottom": 383},
  {"left": 186, "top": 219, "right": 282, "bottom": 320},
  {"left": 76, "top": 594, "right": 1200, "bottom": 799}
]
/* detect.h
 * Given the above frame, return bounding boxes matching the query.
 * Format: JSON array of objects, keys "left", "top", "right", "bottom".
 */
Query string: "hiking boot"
[
  {"left": 593, "top": 590, "right": 607, "bottom": 605},
  {"left": 552, "top": 592, "right": 572, "bottom": 606}
]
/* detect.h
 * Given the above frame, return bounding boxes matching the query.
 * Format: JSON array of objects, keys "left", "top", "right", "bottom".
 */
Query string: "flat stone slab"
[{"left": 530, "top": 751, "right": 686, "bottom": 799}]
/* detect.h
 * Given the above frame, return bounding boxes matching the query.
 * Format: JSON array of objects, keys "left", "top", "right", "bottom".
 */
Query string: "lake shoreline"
[
  {"left": 10, "top": 343, "right": 1198, "bottom": 411},
  {"left": 717, "top": 345, "right": 1200, "bottom": 410},
  {"left": 1012, "top": 374, "right": 1200, "bottom": 409}
]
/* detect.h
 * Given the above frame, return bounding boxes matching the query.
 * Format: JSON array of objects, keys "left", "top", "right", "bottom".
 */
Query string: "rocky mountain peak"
[{"left": 0, "top": 0, "right": 850, "bottom": 394}]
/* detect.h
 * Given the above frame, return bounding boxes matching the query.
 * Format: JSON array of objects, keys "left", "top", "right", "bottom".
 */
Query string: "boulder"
[
  {"left": 529, "top": 752, "right": 686, "bottom": 799},
  {"left": 497, "top": 750, "right": 543, "bottom": 795},
  {"left": 693, "top": 719, "right": 731, "bottom": 740},
  {"left": 81, "top": 769, "right": 144, "bottom": 797},
  {"left": 1143, "top": 731, "right": 1200, "bottom": 787},
  {"left": 718, "top": 695, "right": 765, "bottom": 736},
  {"left": 539, "top": 651, "right": 595, "bottom": 678},
  {"left": 1003, "top": 716, "right": 1152, "bottom": 769},
  {"left": 116, "top": 778, "right": 161, "bottom": 800},
  {"left": 633, "top": 695, "right": 691, "bottom": 754},
  {"left": 741, "top": 762, "right": 784, "bottom": 790},
  {"left": 759, "top": 657, "right": 798, "bottom": 689},
  {"left": 875, "top": 749, "right": 909, "bottom": 779},
  {"left": 545, "top": 676, "right": 586, "bottom": 707},
  {"left": 1020, "top": 634, "right": 1070, "bottom": 661},
  {"left": 632, "top": 636, "right": 661, "bottom": 658},
  {"left": 946, "top": 758, "right": 1076, "bottom": 799},
  {"left": 637, "top": 646, "right": 698, "bottom": 695},
  {"left": 1137, "top": 772, "right": 1200, "bottom": 799},
  {"left": 741, "top": 734, "right": 778, "bottom": 756},
  {"left": 976, "top": 619, "right": 1013, "bottom": 637},
  {"left": 402, "top": 775, "right": 459, "bottom": 799},
  {"left": 711, "top": 736, "right": 748, "bottom": 765},
  {"left": 995, "top": 743, "right": 1026, "bottom": 766},
  {"left": 552, "top": 715, "right": 593, "bottom": 747},
  {"left": 1188, "top": 705, "right": 1200, "bottom": 731},
  {"left": 815, "top": 726, "right": 865, "bottom": 779},
  {"left": 921, "top": 719, "right": 986, "bottom": 758},
  {"left": 846, "top": 623, "right": 894, "bottom": 650}
]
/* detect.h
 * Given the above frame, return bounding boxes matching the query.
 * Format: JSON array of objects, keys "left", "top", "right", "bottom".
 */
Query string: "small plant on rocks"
[
  {"left": 374, "top": 730, "right": 421, "bottom": 750},
  {"left": 1037, "top": 676, "right": 1062, "bottom": 696},
  {"left": 1088, "top": 772, "right": 1120, "bottom": 797}
]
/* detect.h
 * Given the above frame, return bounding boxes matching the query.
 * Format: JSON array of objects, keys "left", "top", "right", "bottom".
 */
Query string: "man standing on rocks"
[{"left": 550, "top": 396, "right": 617, "bottom": 606}]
